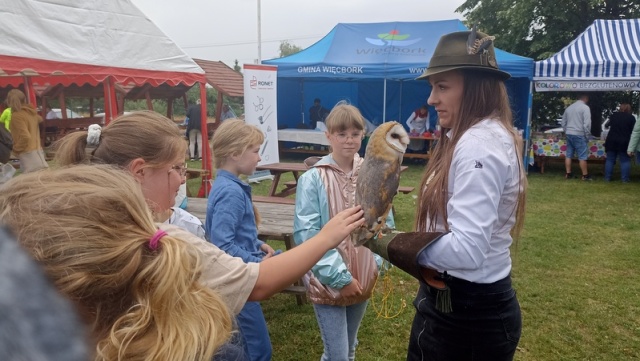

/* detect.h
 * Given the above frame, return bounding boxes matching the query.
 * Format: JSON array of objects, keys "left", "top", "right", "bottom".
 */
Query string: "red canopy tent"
[{"left": 0, "top": 0, "right": 212, "bottom": 194}]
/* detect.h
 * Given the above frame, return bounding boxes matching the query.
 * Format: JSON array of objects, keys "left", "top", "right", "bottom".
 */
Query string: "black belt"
[{"left": 422, "top": 274, "right": 515, "bottom": 306}]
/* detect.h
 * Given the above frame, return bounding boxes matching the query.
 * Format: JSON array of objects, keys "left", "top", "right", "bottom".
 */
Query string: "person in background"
[
  {"left": 207, "top": 119, "right": 276, "bottom": 361},
  {"left": 45, "top": 106, "right": 59, "bottom": 119},
  {"left": 42, "top": 106, "right": 61, "bottom": 145},
  {"left": 7, "top": 89, "right": 48, "bottom": 173},
  {"left": 363, "top": 28, "right": 528, "bottom": 361},
  {"left": 603, "top": 103, "right": 636, "bottom": 182},
  {"left": 220, "top": 104, "right": 235, "bottom": 122},
  {"left": 0, "top": 165, "right": 233, "bottom": 361},
  {"left": 406, "top": 104, "right": 430, "bottom": 152},
  {"left": 186, "top": 99, "right": 203, "bottom": 160},
  {"left": 561, "top": 93, "right": 592, "bottom": 180},
  {"left": 0, "top": 102, "right": 10, "bottom": 131},
  {"left": 294, "top": 104, "right": 392, "bottom": 361},
  {"left": 627, "top": 108, "right": 640, "bottom": 165},
  {"left": 406, "top": 104, "right": 429, "bottom": 135},
  {"left": 309, "top": 98, "right": 330, "bottom": 130}
]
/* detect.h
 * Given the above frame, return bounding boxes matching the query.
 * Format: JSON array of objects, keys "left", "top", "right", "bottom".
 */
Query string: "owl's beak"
[{"left": 389, "top": 143, "right": 406, "bottom": 154}]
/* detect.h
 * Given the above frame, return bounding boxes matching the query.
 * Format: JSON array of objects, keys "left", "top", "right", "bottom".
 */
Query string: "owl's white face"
[{"left": 384, "top": 123, "right": 410, "bottom": 154}]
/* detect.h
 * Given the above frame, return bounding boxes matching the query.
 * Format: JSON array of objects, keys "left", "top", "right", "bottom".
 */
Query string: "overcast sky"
[{"left": 130, "top": 0, "right": 467, "bottom": 68}]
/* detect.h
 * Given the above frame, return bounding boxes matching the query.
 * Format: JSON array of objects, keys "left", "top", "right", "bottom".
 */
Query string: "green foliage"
[
  {"left": 456, "top": 0, "right": 640, "bottom": 129},
  {"left": 233, "top": 59, "right": 242, "bottom": 72},
  {"left": 279, "top": 40, "right": 303, "bottom": 58}
]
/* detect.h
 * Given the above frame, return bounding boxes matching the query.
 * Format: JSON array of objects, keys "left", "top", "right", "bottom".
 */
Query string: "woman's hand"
[{"left": 317, "top": 206, "right": 364, "bottom": 248}]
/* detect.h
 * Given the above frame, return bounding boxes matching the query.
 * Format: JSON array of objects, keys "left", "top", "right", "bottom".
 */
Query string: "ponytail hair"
[
  {"left": 54, "top": 111, "right": 187, "bottom": 169},
  {"left": 0, "top": 165, "right": 231, "bottom": 361}
]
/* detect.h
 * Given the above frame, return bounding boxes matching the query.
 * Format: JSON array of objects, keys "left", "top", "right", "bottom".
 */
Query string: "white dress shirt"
[{"left": 418, "top": 119, "right": 522, "bottom": 283}]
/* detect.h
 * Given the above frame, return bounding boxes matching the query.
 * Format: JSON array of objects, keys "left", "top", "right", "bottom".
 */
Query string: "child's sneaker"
[
  {"left": 565, "top": 172, "right": 574, "bottom": 179},
  {"left": 581, "top": 174, "right": 593, "bottom": 181}
]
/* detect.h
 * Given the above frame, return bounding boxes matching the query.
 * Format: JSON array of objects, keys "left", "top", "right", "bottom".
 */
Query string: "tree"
[
  {"left": 233, "top": 59, "right": 241, "bottom": 72},
  {"left": 456, "top": 0, "right": 640, "bottom": 130},
  {"left": 279, "top": 40, "right": 302, "bottom": 58}
]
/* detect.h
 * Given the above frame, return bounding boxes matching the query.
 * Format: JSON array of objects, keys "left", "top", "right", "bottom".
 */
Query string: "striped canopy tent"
[{"left": 534, "top": 19, "right": 640, "bottom": 92}]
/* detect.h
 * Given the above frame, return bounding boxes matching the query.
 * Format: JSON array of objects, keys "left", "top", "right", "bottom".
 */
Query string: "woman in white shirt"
[
  {"left": 364, "top": 29, "right": 527, "bottom": 361},
  {"left": 413, "top": 29, "right": 528, "bottom": 361}
]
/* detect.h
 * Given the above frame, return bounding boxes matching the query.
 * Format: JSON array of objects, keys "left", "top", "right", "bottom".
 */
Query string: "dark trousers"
[{"left": 407, "top": 276, "right": 521, "bottom": 361}]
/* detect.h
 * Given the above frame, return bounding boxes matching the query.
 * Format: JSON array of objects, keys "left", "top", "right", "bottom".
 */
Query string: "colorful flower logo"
[{"left": 365, "top": 29, "right": 421, "bottom": 46}]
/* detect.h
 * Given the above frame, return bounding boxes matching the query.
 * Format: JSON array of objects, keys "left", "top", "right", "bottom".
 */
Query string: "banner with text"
[
  {"left": 535, "top": 80, "right": 640, "bottom": 92},
  {"left": 243, "top": 64, "right": 279, "bottom": 165}
]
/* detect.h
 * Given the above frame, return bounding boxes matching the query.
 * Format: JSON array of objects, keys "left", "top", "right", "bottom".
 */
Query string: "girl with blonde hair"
[
  {"left": 53, "top": 110, "right": 365, "bottom": 317},
  {"left": 7, "top": 89, "right": 48, "bottom": 172},
  {"left": 294, "top": 104, "right": 394, "bottom": 361},
  {"left": 208, "top": 118, "right": 275, "bottom": 360},
  {"left": 0, "top": 165, "right": 232, "bottom": 361}
]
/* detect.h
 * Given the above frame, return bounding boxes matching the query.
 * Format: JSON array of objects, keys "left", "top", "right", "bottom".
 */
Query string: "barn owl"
[{"left": 352, "top": 121, "right": 409, "bottom": 246}]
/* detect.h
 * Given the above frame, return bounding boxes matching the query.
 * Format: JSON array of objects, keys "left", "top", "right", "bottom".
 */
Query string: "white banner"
[
  {"left": 534, "top": 79, "right": 640, "bottom": 92},
  {"left": 243, "top": 64, "right": 279, "bottom": 165}
]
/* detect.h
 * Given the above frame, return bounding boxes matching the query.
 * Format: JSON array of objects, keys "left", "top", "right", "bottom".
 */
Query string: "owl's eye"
[{"left": 391, "top": 133, "right": 400, "bottom": 139}]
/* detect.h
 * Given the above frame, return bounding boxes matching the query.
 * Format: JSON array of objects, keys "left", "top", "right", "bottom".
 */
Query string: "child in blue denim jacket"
[{"left": 206, "top": 119, "right": 276, "bottom": 361}]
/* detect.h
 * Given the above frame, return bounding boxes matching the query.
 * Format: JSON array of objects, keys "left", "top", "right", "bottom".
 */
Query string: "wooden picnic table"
[
  {"left": 185, "top": 196, "right": 305, "bottom": 305},
  {"left": 186, "top": 197, "right": 294, "bottom": 243},
  {"left": 404, "top": 135, "right": 437, "bottom": 160},
  {"left": 256, "top": 162, "right": 410, "bottom": 198},
  {"left": 255, "top": 162, "right": 309, "bottom": 197}
]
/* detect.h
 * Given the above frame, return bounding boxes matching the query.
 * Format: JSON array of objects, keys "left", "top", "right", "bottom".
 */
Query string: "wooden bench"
[
  {"left": 43, "top": 116, "right": 103, "bottom": 145},
  {"left": 284, "top": 180, "right": 414, "bottom": 194},
  {"left": 397, "top": 186, "right": 415, "bottom": 194},
  {"left": 534, "top": 155, "right": 605, "bottom": 174},
  {"left": 253, "top": 195, "right": 295, "bottom": 205},
  {"left": 403, "top": 152, "right": 430, "bottom": 160}
]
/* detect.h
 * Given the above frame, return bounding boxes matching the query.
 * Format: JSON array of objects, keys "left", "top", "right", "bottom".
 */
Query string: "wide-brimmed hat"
[{"left": 417, "top": 28, "right": 511, "bottom": 81}]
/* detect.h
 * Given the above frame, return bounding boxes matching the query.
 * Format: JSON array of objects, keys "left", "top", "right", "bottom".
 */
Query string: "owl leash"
[{"left": 362, "top": 230, "right": 453, "bottom": 313}]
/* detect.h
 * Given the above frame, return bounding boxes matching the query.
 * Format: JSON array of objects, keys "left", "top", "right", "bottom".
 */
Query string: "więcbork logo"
[{"left": 365, "top": 29, "right": 421, "bottom": 46}]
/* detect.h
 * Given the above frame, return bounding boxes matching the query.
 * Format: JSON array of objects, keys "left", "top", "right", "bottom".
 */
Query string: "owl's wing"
[{"left": 353, "top": 159, "right": 401, "bottom": 245}]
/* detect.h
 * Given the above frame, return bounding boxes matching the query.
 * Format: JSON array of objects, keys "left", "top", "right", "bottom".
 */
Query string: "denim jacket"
[{"left": 206, "top": 170, "right": 265, "bottom": 263}]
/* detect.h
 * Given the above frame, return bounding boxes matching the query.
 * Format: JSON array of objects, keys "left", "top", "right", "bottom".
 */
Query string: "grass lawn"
[{"left": 187, "top": 156, "right": 640, "bottom": 360}]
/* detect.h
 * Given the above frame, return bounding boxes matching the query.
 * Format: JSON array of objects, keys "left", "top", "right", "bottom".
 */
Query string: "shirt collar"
[{"left": 216, "top": 169, "right": 251, "bottom": 192}]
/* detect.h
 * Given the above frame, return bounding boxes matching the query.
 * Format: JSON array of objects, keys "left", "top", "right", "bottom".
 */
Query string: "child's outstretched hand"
[{"left": 318, "top": 206, "right": 364, "bottom": 247}]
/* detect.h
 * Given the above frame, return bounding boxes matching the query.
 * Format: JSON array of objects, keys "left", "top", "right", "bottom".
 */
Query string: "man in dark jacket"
[
  {"left": 186, "top": 99, "right": 202, "bottom": 160},
  {"left": 308, "top": 98, "right": 330, "bottom": 130}
]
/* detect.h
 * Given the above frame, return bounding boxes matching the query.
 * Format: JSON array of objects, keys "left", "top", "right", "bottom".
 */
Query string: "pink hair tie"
[{"left": 149, "top": 230, "right": 167, "bottom": 250}]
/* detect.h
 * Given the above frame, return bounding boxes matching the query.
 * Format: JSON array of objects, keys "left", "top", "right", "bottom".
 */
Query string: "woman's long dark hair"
[{"left": 415, "top": 70, "right": 527, "bottom": 239}]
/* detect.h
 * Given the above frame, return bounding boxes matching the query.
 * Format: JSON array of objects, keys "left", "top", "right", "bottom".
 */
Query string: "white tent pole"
[
  {"left": 383, "top": 78, "right": 387, "bottom": 122},
  {"left": 399, "top": 81, "right": 403, "bottom": 122},
  {"left": 257, "top": 0, "right": 262, "bottom": 63}
]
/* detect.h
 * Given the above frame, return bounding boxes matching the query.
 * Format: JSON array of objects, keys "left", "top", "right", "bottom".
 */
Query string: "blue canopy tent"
[
  {"left": 263, "top": 20, "right": 534, "bottom": 141},
  {"left": 534, "top": 19, "right": 640, "bottom": 93}
]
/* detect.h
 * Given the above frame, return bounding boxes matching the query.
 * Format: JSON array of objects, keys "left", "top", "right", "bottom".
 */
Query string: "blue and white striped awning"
[{"left": 534, "top": 19, "right": 640, "bottom": 91}]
